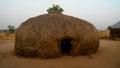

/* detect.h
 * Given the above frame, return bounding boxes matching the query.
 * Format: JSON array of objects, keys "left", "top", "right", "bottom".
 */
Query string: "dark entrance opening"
[{"left": 61, "top": 38, "right": 72, "bottom": 55}]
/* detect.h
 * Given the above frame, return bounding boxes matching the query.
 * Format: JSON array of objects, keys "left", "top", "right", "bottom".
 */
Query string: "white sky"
[{"left": 0, "top": 0, "right": 120, "bottom": 30}]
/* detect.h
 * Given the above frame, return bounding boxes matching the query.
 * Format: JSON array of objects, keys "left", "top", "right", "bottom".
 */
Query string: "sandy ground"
[{"left": 0, "top": 39, "right": 120, "bottom": 68}]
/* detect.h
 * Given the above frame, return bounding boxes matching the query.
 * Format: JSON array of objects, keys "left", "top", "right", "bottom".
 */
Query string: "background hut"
[
  {"left": 15, "top": 14, "right": 99, "bottom": 58},
  {"left": 110, "top": 21, "right": 120, "bottom": 40}
]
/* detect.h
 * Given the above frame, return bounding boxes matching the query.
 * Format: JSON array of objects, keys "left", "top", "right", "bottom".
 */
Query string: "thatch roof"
[
  {"left": 15, "top": 14, "right": 99, "bottom": 59},
  {"left": 111, "top": 21, "right": 120, "bottom": 29}
]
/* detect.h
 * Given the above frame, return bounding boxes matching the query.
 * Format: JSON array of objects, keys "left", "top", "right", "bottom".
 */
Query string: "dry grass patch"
[
  {"left": 0, "top": 32, "right": 15, "bottom": 40},
  {"left": 99, "top": 30, "right": 110, "bottom": 39}
]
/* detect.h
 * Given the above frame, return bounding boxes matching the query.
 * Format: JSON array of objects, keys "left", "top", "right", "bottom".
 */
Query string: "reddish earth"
[{"left": 0, "top": 39, "right": 120, "bottom": 68}]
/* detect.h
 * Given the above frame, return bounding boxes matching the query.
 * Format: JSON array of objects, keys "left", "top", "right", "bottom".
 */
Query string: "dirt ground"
[{"left": 0, "top": 39, "right": 120, "bottom": 68}]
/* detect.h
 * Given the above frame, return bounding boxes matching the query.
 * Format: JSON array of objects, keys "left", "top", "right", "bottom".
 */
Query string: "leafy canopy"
[
  {"left": 107, "top": 26, "right": 112, "bottom": 30},
  {"left": 8, "top": 25, "right": 15, "bottom": 33},
  {"left": 47, "top": 4, "right": 64, "bottom": 14}
]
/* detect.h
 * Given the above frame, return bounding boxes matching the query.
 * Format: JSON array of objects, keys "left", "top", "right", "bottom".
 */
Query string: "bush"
[
  {"left": 47, "top": 4, "right": 64, "bottom": 14},
  {"left": 8, "top": 25, "right": 15, "bottom": 33}
]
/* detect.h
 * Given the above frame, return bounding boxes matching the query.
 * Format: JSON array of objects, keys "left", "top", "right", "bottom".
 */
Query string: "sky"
[{"left": 0, "top": 0, "right": 120, "bottom": 30}]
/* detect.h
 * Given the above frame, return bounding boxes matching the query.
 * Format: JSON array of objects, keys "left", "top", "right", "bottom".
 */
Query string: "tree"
[
  {"left": 107, "top": 26, "right": 112, "bottom": 30},
  {"left": 8, "top": 25, "right": 15, "bottom": 33},
  {"left": 47, "top": 4, "right": 64, "bottom": 14}
]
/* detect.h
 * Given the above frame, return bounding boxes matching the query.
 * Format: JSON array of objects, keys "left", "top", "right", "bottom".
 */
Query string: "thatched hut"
[
  {"left": 110, "top": 21, "right": 120, "bottom": 40},
  {"left": 15, "top": 13, "right": 99, "bottom": 58}
]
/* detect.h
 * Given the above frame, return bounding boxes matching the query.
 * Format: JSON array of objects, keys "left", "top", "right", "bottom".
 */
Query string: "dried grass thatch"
[{"left": 15, "top": 14, "right": 99, "bottom": 58}]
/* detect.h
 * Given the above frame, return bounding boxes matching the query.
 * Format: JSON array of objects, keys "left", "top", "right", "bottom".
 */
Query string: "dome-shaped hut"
[{"left": 15, "top": 14, "right": 99, "bottom": 58}]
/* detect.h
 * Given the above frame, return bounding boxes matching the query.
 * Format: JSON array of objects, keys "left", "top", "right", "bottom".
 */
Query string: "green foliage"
[
  {"left": 8, "top": 25, "right": 15, "bottom": 33},
  {"left": 107, "top": 26, "right": 112, "bottom": 30},
  {"left": 47, "top": 4, "right": 64, "bottom": 14}
]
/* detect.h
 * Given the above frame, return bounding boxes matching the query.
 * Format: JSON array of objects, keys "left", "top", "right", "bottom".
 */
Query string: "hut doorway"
[{"left": 60, "top": 38, "right": 72, "bottom": 55}]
